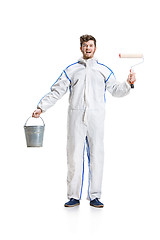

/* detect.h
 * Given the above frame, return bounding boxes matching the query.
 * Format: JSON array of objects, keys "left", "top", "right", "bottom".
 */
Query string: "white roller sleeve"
[{"left": 119, "top": 53, "right": 143, "bottom": 58}]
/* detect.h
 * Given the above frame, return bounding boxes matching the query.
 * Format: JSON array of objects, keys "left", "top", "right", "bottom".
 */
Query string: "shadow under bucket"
[{"left": 24, "top": 116, "right": 45, "bottom": 147}]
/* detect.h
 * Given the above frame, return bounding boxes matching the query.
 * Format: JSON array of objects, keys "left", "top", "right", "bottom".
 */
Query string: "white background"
[{"left": 0, "top": 0, "right": 160, "bottom": 239}]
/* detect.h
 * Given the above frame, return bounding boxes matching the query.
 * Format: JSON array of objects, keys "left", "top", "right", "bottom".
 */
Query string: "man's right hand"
[{"left": 32, "top": 108, "right": 42, "bottom": 118}]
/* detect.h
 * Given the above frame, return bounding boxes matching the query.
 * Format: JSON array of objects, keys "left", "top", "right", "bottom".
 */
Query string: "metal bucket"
[{"left": 24, "top": 116, "right": 45, "bottom": 147}]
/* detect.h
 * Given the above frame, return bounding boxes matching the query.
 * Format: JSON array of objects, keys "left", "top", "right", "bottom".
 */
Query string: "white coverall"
[{"left": 37, "top": 57, "right": 131, "bottom": 201}]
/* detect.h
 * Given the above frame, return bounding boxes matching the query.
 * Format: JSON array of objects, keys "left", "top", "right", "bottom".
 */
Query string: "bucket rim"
[{"left": 24, "top": 125, "right": 45, "bottom": 128}]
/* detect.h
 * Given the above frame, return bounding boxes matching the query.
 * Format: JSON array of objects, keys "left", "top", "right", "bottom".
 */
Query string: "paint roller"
[{"left": 119, "top": 53, "right": 144, "bottom": 88}]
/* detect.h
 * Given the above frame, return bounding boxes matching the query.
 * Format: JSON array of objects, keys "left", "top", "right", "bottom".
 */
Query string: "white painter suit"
[{"left": 37, "top": 57, "right": 131, "bottom": 201}]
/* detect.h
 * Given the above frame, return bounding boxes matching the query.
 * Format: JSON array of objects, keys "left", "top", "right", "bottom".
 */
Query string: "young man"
[{"left": 32, "top": 35, "right": 136, "bottom": 208}]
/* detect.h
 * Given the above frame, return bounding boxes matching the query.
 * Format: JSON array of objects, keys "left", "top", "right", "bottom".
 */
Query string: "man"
[{"left": 32, "top": 35, "right": 136, "bottom": 208}]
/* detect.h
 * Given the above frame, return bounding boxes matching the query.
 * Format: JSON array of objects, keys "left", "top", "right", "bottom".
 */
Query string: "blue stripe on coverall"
[
  {"left": 86, "top": 136, "right": 91, "bottom": 201},
  {"left": 79, "top": 137, "right": 91, "bottom": 201},
  {"left": 79, "top": 143, "right": 85, "bottom": 200},
  {"left": 38, "top": 62, "right": 79, "bottom": 105}
]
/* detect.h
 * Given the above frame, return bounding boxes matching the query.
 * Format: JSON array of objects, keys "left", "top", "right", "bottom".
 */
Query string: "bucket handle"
[{"left": 24, "top": 116, "right": 45, "bottom": 127}]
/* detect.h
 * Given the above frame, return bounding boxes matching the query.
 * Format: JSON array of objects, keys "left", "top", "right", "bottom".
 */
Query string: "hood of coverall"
[{"left": 78, "top": 57, "right": 98, "bottom": 67}]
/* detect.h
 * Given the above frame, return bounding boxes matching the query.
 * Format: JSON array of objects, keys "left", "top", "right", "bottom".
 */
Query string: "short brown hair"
[{"left": 80, "top": 34, "right": 96, "bottom": 47}]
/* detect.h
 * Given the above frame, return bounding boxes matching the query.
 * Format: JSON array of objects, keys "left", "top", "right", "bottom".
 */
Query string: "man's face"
[{"left": 80, "top": 40, "right": 96, "bottom": 59}]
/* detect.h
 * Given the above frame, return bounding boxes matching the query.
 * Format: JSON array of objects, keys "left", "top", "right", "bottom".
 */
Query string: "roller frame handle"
[{"left": 130, "top": 68, "right": 134, "bottom": 88}]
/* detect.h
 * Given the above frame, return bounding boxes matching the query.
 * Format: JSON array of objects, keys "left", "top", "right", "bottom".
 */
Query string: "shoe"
[
  {"left": 64, "top": 198, "right": 80, "bottom": 207},
  {"left": 90, "top": 198, "right": 104, "bottom": 208}
]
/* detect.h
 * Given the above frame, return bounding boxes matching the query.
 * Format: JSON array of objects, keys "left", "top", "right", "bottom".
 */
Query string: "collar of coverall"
[{"left": 78, "top": 57, "right": 98, "bottom": 67}]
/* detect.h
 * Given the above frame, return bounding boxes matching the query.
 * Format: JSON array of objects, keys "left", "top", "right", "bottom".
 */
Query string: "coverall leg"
[
  {"left": 86, "top": 109, "right": 105, "bottom": 200},
  {"left": 67, "top": 108, "right": 105, "bottom": 201},
  {"left": 67, "top": 109, "right": 87, "bottom": 200}
]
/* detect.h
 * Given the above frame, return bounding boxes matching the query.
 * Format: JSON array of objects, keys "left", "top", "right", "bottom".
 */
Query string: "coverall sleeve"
[
  {"left": 105, "top": 72, "right": 131, "bottom": 97},
  {"left": 37, "top": 71, "right": 70, "bottom": 112}
]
